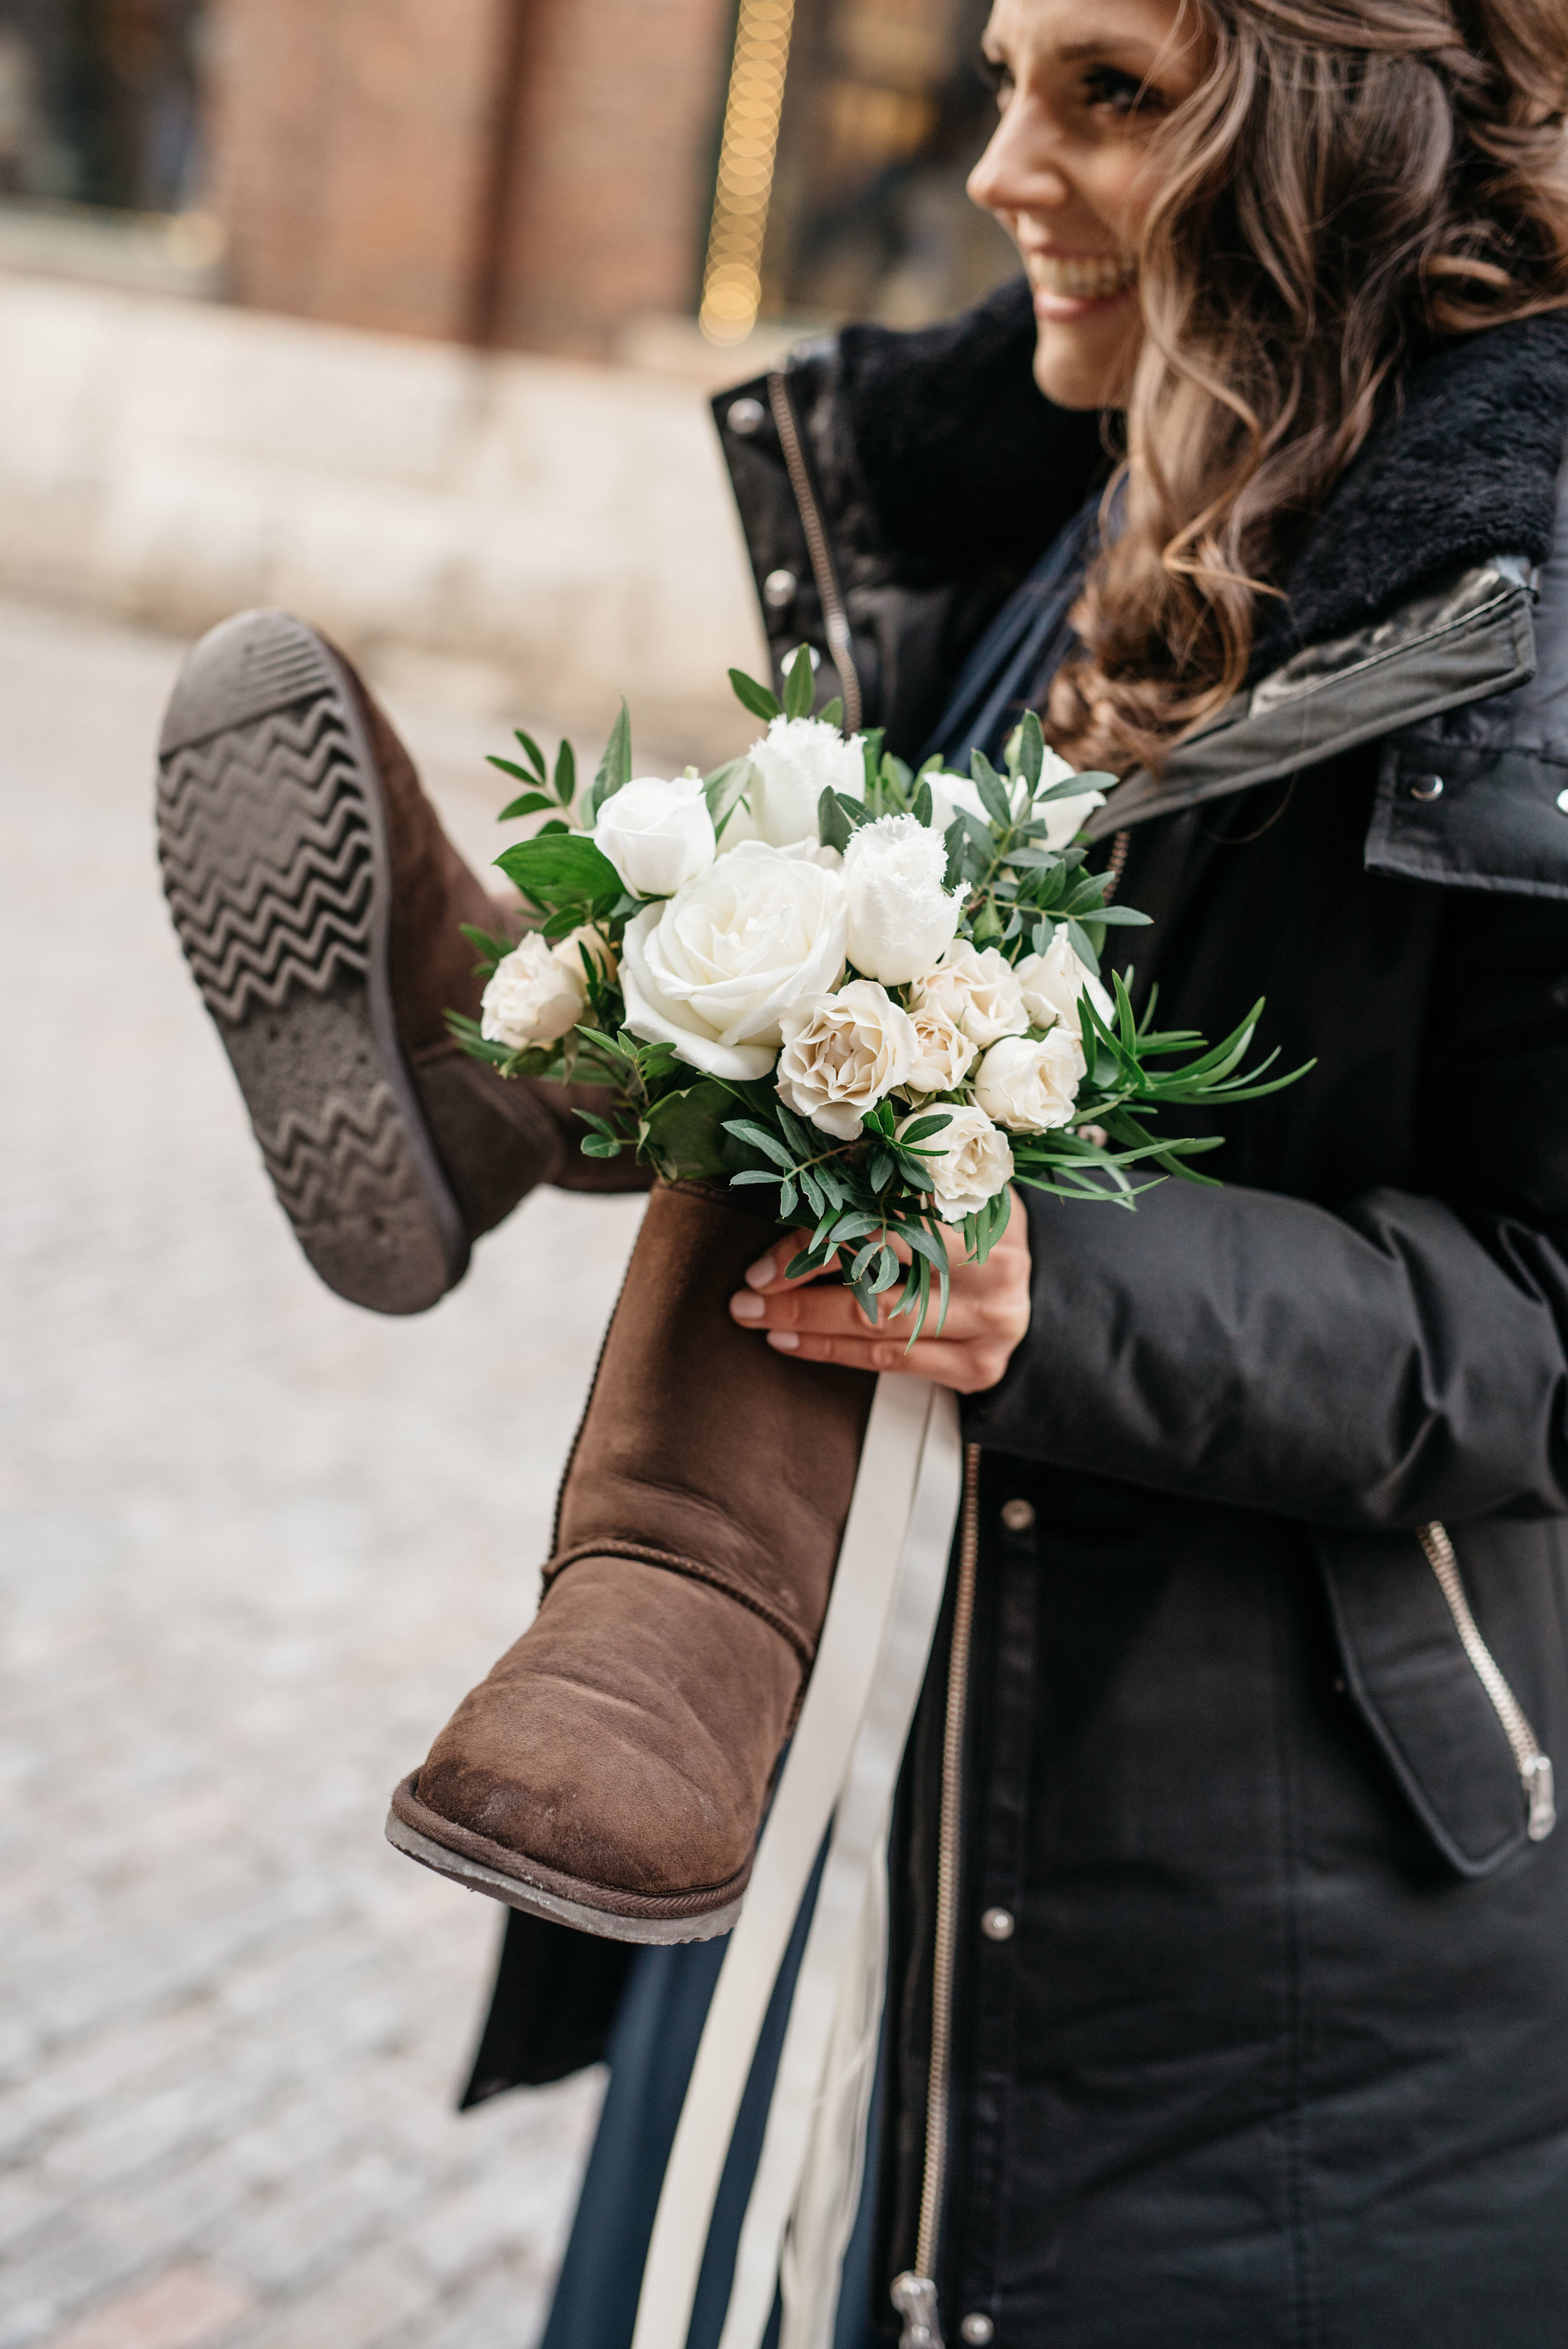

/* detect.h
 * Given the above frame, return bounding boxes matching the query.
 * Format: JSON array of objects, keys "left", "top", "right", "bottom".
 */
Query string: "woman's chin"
[{"left": 1031, "top": 317, "right": 1134, "bottom": 413}]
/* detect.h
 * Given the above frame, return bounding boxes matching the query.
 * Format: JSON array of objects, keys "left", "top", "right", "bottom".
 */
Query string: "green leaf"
[
  {"left": 942, "top": 818, "right": 967, "bottom": 890},
  {"left": 820, "top": 696, "right": 844, "bottom": 729},
  {"left": 730, "top": 667, "right": 782, "bottom": 722},
  {"left": 705, "top": 756, "right": 755, "bottom": 841},
  {"left": 514, "top": 729, "right": 548, "bottom": 779},
  {"left": 721, "top": 1118, "right": 797, "bottom": 1171},
  {"left": 782, "top": 643, "right": 816, "bottom": 720},
  {"left": 495, "top": 790, "right": 558, "bottom": 820},
  {"left": 818, "top": 785, "right": 853, "bottom": 854},
  {"left": 1066, "top": 918, "right": 1101, "bottom": 969},
  {"left": 554, "top": 739, "right": 577, "bottom": 805},
  {"left": 779, "top": 1178, "right": 799, "bottom": 1218},
  {"left": 899, "top": 1112, "right": 952, "bottom": 1145},
  {"left": 911, "top": 779, "right": 933, "bottom": 829},
  {"left": 730, "top": 1167, "right": 784, "bottom": 1187},
  {"left": 591, "top": 700, "right": 632, "bottom": 815},
  {"left": 1016, "top": 711, "right": 1046, "bottom": 792},
  {"left": 495, "top": 833, "right": 622, "bottom": 903},
  {"left": 971, "top": 752, "right": 1014, "bottom": 831}
]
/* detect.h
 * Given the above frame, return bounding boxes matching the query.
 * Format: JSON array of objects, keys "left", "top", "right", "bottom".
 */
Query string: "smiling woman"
[{"left": 968, "top": 0, "right": 1212, "bottom": 410}]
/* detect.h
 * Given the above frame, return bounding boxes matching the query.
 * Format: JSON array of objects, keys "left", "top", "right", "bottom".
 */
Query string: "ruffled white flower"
[
  {"left": 1014, "top": 928, "right": 1114, "bottom": 1039},
  {"left": 898, "top": 1103, "right": 1014, "bottom": 1226},
  {"left": 593, "top": 772, "right": 714, "bottom": 898},
  {"left": 739, "top": 716, "right": 866, "bottom": 848},
  {"left": 619, "top": 840, "right": 847, "bottom": 1079},
  {"left": 480, "top": 931, "right": 586, "bottom": 1050},
  {"left": 776, "top": 980, "right": 919, "bottom": 1141},
  {"left": 842, "top": 814, "right": 964, "bottom": 985},
  {"left": 973, "top": 1031, "right": 1084, "bottom": 1133},
  {"left": 910, "top": 942, "right": 1027, "bottom": 1048},
  {"left": 906, "top": 1006, "right": 977, "bottom": 1096}
]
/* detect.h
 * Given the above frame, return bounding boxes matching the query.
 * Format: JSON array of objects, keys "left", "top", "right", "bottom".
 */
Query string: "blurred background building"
[{"left": 0, "top": 0, "right": 1018, "bottom": 747}]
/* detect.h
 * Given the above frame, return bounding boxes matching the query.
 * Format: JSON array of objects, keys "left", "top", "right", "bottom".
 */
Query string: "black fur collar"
[{"left": 832, "top": 276, "right": 1568, "bottom": 662}]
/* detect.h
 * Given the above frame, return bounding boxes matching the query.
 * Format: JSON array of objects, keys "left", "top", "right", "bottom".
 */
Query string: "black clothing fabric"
[{"left": 478, "top": 284, "right": 1568, "bottom": 2347}]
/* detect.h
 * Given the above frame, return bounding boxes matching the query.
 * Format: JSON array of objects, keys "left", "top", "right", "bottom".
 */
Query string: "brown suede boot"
[
  {"left": 156, "top": 609, "right": 645, "bottom": 1315},
  {"left": 387, "top": 1181, "right": 875, "bottom": 1939}
]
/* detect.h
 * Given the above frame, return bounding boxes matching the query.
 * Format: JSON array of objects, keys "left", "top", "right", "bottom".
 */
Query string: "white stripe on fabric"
[{"left": 631, "top": 1377, "right": 962, "bottom": 2349}]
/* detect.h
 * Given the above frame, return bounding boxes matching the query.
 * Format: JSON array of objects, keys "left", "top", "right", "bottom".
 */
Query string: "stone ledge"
[{"left": 0, "top": 273, "right": 773, "bottom": 764}]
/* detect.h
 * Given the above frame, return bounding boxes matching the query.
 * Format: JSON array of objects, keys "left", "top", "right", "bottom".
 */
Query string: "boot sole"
[
  {"left": 156, "top": 610, "right": 469, "bottom": 1314},
  {"left": 385, "top": 1774, "right": 746, "bottom": 1944}
]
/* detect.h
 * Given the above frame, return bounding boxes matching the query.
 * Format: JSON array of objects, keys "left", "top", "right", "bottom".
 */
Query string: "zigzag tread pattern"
[
  {"left": 257, "top": 1084, "right": 423, "bottom": 1238},
  {"left": 158, "top": 695, "right": 375, "bottom": 1028}
]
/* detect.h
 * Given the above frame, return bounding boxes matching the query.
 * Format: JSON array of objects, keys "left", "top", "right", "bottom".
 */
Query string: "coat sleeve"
[{"left": 962, "top": 883, "right": 1568, "bottom": 1530}]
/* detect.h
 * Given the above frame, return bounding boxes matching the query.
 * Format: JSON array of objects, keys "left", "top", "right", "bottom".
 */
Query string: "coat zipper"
[
  {"left": 892, "top": 1440, "right": 982, "bottom": 2349},
  {"left": 766, "top": 371, "right": 864, "bottom": 735},
  {"left": 1417, "top": 1521, "right": 1557, "bottom": 1840}
]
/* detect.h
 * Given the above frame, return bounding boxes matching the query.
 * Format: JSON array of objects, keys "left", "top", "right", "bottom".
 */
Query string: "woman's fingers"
[
  {"left": 730, "top": 1279, "right": 1001, "bottom": 1342},
  {"left": 758, "top": 1323, "right": 1024, "bottom": 1393}
]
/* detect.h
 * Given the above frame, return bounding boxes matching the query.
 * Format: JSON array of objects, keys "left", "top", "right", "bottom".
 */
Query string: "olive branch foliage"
[{"left": 448, "top": 648, "right": 1308, "bottom": 1338}]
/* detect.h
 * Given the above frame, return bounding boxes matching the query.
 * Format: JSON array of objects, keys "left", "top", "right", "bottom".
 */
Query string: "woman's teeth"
[{"left": 1035, "top": 254, "right": 1138, "bottom": 300}]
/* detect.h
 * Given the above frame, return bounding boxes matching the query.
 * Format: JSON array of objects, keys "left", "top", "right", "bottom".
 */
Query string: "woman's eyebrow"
[{"left": 1053, "top": 38, "right": 1161, "bottom": 63}]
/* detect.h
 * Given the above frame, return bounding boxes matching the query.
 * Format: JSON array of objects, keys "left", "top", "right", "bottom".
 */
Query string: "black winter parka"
[{"left": 477, "top": 280, "right": 1568, "bottom": 2347}]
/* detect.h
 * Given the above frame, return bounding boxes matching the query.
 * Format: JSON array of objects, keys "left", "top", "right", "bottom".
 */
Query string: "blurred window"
[
  {"left": 761, "top": 0, "right": 1017, "bottom": 327},
  {"left": 0, "top": 0, "right": 206, "bottom": 214}
]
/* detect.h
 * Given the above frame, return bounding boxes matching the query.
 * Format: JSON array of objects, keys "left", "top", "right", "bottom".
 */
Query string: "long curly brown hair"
[{"left": 1048, "top": 0, "right": 1568, "bottom": 776}]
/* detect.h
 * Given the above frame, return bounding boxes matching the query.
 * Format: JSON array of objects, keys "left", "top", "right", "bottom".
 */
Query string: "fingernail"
[
  {"left": 730, "top": 1292, "right": 766, "bottom": 1321},
  {"left": 744, "top": 1254, "right": 776, "bottom": 1289},
  {"left": 766, "top": 1330, "right": 799, "bottom": 1351}
]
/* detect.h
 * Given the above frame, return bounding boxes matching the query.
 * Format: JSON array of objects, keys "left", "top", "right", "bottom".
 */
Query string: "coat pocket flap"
[
  {"left": 1367, "top": 734, "right": 1568, "bottom": 900},
  {"left": 1318, "top": 1528, "right": 1527, "bottom": 1877}
]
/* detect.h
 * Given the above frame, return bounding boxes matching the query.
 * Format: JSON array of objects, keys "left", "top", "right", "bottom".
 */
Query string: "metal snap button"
[
  {"left": 981, "top": 1906, "right": 1015, "bottom": 1941},
  {"left": 1000, "top": 1498, "right": 1035, "bottom": 1534},
  {"left": 1556, "top": 787, "right": 1568, "bottom": 815},
  {"left": 1408, "top": 773, "right": 1444, "bottom": 802},
  {"left": 961, "top": 2319, "right": 995, "bottom": 2346},
  {"left": 763, "top": 567, "right": 797, "bottom": 609},
  {"left": 726, "top": 396, "right": 766, "bottom": 436}
]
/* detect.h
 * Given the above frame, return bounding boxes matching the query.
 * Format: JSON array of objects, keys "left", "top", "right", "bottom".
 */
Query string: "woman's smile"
[{"left": 1027, "top": 249, "right": 1140, "bottom": 319}]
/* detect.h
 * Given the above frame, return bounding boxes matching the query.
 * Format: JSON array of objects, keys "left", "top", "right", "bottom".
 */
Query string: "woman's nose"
[{"left": 968, "top": 106, "right": 1073, "bottom": 221}]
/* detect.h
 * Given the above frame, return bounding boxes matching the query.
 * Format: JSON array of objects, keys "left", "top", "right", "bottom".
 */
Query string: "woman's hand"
[{"left": 727, "top": 1190, "right": 1032, "bottom": 1394}]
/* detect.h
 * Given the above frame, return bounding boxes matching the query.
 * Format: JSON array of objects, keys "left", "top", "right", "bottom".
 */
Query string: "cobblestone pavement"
[{"left": 1, "top": 601, "right": 655, "bottom": 2349}]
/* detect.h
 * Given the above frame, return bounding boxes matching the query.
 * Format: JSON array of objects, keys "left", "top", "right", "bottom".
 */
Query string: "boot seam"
[{"left": 543, "top": 1540, "right": 815, "bottom": 1669}]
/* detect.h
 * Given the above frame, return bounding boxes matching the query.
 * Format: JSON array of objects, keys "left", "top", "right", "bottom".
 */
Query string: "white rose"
[
  {"left": 593, "top": 772, "right": 715, "bottom": 898},
  {"left": 742, "top": 716, "right": 865, "bottom": 848},
  {"left": 551, "top": 923, "right": 617, "bottom": 986},
  {"left": 1014, "top": 928, "right": 1114, "bottom": 1038},
  {"left": 910, "top": 942, "right": 1027, "bottom": 1048},
  {"left": 776, "top": 979, "right": 919, "bottom": 1141},
  {"left": 898, "top": 1103, "right": 1014, "bottom": 1226},
  {"left": 973, "top": 1031, "right": 1084, "bottom": 1133},
  {"left": 842, "top": 814, "right": 965, "bottom": 985},
  {"left": 480, "top": 931, "right": 586, "bottom": 1050},
  {"left": 906, "top": 1006, "right": 977, "bottom": 1096},
  {"left": 619, "top": 840, "right": 848, "bottom": 1079}
]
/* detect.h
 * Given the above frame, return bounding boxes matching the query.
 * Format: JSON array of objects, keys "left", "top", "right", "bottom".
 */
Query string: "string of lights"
[{"left": 698, "top": 0, "right": 797, "bottom": 345}]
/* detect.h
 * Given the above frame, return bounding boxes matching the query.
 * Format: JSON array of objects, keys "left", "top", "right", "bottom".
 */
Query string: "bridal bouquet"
[{"left": 451, "top": 650, "right": 1295, "bottom": 1333}]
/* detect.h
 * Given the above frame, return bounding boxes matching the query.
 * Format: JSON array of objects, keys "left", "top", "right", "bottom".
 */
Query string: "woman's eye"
[
  {"left": 1081, "top": 63, "right": 1161, "bottom": 116},
  {"left": 976, "top": 52, "right": 1015, "bottom": 108}
]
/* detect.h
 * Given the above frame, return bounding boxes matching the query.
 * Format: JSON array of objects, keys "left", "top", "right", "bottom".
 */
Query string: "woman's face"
[{"left": 968, "top": 0, "right": 1211, "bottom": 410}]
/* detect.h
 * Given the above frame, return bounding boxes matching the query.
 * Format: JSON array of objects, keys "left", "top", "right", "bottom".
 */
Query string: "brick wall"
[
  {"left": 491, "top": 0, "right": 733, "bottom": 358},
  {"left": 206, "top": 0, "right": 731, "bottom": 357},
  {"left": 209, "top": 0, "right": 516, "bottom": 341}
]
